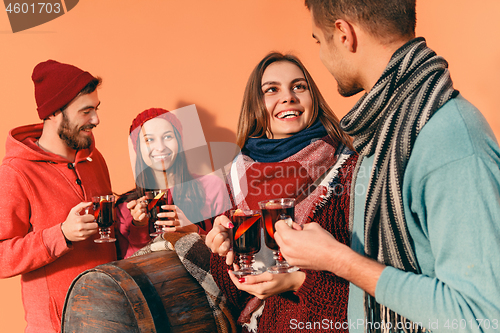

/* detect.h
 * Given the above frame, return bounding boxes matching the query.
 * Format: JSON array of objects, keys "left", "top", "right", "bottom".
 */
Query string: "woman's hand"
[
  {"left": 205, "top": 215, "right": 234, "bottom": 265},
  {"left": 228, "top": 269, "right": 306, "bottom": 300},
  {"left": 126, "top": 196, "right": 149, "bottom": 226},
  {"left": 156, "top": 205, "right": 198, "bottom": 233}
]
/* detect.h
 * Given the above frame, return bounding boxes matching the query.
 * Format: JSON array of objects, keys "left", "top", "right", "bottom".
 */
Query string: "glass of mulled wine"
[
  {"left": 230, "top": 209, "right": 265, "bottom": 277},
  {"left": 92, "top": 195, "right": 116, "bottom": 243},
  {"left": 258, "top": 198, "right": 298, "bottom": 274},
  {"left": 145, "top": 190, "right": 171, "bottom": 237}
]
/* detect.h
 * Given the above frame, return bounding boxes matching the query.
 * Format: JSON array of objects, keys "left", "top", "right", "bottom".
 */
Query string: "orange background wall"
[{"left": 1, "top": 1, "right": 499, "bottom": 331}]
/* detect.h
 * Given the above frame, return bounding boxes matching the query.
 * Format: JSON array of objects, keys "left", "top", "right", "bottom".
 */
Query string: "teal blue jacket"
[{"left": 349, "top": 94, "right": 500, "bottom": 332}]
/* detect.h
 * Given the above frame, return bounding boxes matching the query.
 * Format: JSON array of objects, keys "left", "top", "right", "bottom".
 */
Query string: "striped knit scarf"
[{"left": 340, "top": 37, "right": 457, "bottom": 332}]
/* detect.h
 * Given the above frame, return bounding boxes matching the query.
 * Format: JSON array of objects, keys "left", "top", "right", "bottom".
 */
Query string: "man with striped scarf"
[{"left": 276, "top": 0, "right": 500, "bottom": 332}]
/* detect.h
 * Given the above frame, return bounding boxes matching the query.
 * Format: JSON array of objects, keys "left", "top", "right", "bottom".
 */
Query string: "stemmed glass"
[
  {"left": 258, "top": 198, "right": 298, "bottom": 274},
  {"left": 92, "top": 195, "right": 116, "bottom": 243},
  {"left": 145, "top": 190, "right": 169, "bottom": 237},
  {"left": 230, "top": 209, "right": 265, "bottom": 277}
]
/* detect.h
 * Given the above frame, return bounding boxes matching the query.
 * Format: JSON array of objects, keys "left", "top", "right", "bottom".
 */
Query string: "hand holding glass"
[
  {"left": 145, "top": 190, "right": 169, "bottom": 237},
  {"left": 258, "top": 198, "right": 298, "bottom": 274},
  {"left": 230, "top": 209, "right": 265, "bottom": 277}
]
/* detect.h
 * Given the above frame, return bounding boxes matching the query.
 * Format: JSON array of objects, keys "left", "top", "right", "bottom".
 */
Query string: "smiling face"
[
  {"left": 57, "top": 90, "right": 100, "bottom": 150},
  {"left": 139, "top": 118, "right": 179, "bottom": 173},
  {"left": 261, "top": 61, "right": 313, "bottom": 139}
]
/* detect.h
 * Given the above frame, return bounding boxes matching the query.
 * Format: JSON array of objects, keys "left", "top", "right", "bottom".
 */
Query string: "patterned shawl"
[{"left": 231, "top": 136, "right": 353, "bottom": 225}]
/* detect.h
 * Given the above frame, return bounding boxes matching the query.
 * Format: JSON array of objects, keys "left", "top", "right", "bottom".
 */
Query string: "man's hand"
[
  {"left": 61, "top": 202, "right": 98, "bottom": 242},
  {"left": 275, "top": 221, "right": 340, "bottom": 272},
  {"left": 275, "top": 221, "right": 385, "bottom": 297}
]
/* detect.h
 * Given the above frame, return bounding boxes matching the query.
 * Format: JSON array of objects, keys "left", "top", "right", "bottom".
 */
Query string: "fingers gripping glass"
[{"left": 258, "top": 198, "right": 298, "bottom": 274}]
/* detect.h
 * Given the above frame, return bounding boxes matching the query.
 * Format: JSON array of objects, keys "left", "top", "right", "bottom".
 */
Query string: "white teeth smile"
[
  {"left": 152, "top": 154, "right": 171, "bottom": 160},
  {"left": 276, "top": 110, "right": 302, "bottom": 119}
]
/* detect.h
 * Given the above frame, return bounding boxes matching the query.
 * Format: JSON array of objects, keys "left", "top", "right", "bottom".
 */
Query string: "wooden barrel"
[{"left": 61, "top": 250, "right": 217, "bottom": 333}]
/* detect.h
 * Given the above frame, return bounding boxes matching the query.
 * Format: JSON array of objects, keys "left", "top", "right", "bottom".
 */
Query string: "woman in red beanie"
[
  {"left": 115, "top": 108, "right": 229, "bottom": 259},
  {"left": 206, "top": 52, "right": 357, "bottom": 333}
]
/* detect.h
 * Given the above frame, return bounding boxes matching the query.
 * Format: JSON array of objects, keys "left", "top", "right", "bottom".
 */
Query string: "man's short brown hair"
[{"left": 305, "top": 0, "right": 416, "bottom": 42}]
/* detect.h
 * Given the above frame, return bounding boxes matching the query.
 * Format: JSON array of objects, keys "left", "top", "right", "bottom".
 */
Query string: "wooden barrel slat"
[
  {"left": 173, "top": 321, "right": 221, "bottom": 333},
  {"left": 62, "top": 251, "right": 217, "bottom": 333},
  {"left": 64, "top": 272, "right": 142, "bottom": 332},
  {"left": 162, "top": 288, "right": 215, "bottom": 326}
]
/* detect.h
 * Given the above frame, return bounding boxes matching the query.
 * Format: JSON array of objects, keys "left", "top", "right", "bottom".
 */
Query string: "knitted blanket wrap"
[{"left": 230, "top": 136, "right": 351, "bottom": 225}]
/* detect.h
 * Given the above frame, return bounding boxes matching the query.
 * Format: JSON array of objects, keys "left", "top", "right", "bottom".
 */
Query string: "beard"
[
  {"left": 337, "top": 81, "right": 364, "bottom": 97},
  {"left": 58, "top": 111, "right": 94, "bottom": 150},
  {"left": 326, "top": 52, "right": 364, "bottom": 97},
  {"left": 334, "top": 71, "right": 364, "bottom": 97}
]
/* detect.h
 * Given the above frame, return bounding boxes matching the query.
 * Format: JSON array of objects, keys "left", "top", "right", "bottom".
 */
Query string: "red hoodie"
[{"left": 0, "top": 124, "right": 117, "bottom": 333}]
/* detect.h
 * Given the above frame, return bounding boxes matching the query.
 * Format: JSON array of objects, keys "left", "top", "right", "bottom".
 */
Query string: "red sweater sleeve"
[
  {"left": 209, "top": 200, "right": 254, "bottom": 318},
  {"left": 210, "top": 253, "right": 253, "bottom": 315},
  {"left": 292, "top": 154, "right": 357, "bottom": 326},
  {"left": 0, "top": 164, "right": 71, "bottom": 278},
  {"left": 115, "top": 201, "right": 151, "bottom": 259}
]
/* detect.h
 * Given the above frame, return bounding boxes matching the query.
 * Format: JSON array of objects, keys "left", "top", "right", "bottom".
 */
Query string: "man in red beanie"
[{"left": 0, "top": 60, "right": 117, "bottom": 333}]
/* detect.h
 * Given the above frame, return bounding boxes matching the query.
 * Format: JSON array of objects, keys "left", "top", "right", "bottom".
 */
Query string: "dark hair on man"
[
  {"left": 80, "top": 77, "right": 102, "bottom": 95},
  {"left": 60, "top": 77, "right": 101, "bottom": 112},
  {"left": 305, "top": 0, "right": 416, "bottom": 42}
]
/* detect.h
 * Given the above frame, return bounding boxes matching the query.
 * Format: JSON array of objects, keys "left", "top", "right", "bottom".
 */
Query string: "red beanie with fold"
[
  {"left": 129, "top": 108, "right": 183, "bottom": 151},
  {"left": 32, "top": 60, "right": 97, "bottom": 120}
]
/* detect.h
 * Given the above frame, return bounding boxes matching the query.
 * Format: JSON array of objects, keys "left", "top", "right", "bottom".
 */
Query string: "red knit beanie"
[
  {"left": 32, "top": 60, "right": 97, "bottom": 120},
  {"left": 129, "top": 108, "right": 183, "bottom": 151}
]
